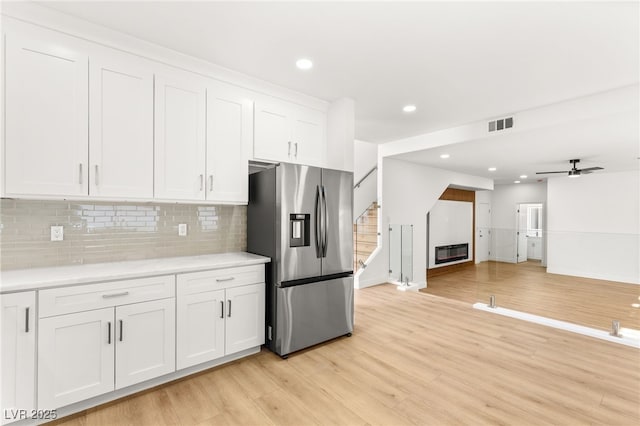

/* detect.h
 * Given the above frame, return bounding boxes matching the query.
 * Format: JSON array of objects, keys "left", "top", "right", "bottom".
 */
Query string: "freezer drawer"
[{"left": 274, "top": 276, "right": 353, "bottom": 356}]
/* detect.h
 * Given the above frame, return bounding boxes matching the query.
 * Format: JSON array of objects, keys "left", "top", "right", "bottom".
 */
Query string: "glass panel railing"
[
  {"left": 473, "top": 229, "right": 640, "bottom": 334},
  {"left": 389, "top": 224, "right": 413, "bottom": 284}
]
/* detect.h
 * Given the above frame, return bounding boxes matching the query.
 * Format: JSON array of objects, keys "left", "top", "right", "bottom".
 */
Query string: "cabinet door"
[
  {"left": 176, "top": 290, "right": 225, "bottom": 369},
  {"left": 1, "top": 292, "right": 36, "bottom": 424},
  {"left": 115, "top": 299, "right": 175, "bottom": 389},
  {"left": 38, "top": 308, "right": 114, "bottom": 409},
  {"left": 5, "top": 32, "right": 88, "bottom": 197},
  {"left": 253, "top": 99, "right": 291, "bottom": 163},
  {"left": 89, "top": 51, "right": 154, "bottom": 198},
  {"left": 292, "top": 108, "right": 326, "bottom": 167},
  {"left": 225, "top": 284, "right": 265, "bottom": 355},
  {"left": 206, "top": 82, "right": 253, "bottom": 203},
  {"left": 154, "top": 73, "right": 206, "bottom": 200}
]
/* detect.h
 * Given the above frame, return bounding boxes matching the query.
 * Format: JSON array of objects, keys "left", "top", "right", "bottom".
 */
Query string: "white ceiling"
[{"left": 38, "top": 1, "right": 639, "bottom": 144}]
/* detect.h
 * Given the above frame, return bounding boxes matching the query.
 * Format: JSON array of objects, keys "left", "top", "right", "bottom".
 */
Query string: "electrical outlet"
[
  {"left": 50, "top": 226, "right": 64, "bottom": 242},
  {"left": 178, "top": 223, "right": 187, "bottom": 236}
]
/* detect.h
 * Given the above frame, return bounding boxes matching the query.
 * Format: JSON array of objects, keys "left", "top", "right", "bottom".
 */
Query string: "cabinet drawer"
[
  {"left": 39, "top": 275, "right": 175, "bottom": 318},
  {"left": 177, "top": 264, "right": 264, "bottom": 296}
]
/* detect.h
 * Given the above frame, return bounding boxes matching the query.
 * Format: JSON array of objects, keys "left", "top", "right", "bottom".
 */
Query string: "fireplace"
[{"left": 435, "top": 243, "right": 469, "bottom": 265}]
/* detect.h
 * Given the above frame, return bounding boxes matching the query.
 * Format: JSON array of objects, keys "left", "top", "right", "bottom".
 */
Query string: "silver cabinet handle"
[
  {"left": 94, "top": 165, "right": 99, "bottom": 186},
  {"left": 102, "top": 291, "right": 129, "bottom": 299},
  {"left": 107, "top": 321, "right": 112, "bottom": 344},
  {"left": 220, "top": 300, "right": 224, "bottom": 318},
  {"left": 209, "top": 175, "right": 213, "bottom": 192},
  {"left": 119, "top": 319, "right": 123, "bottom": 342},
  {"left": 294, "top": 142, "right": 298, "bottom": 158},
  {"left": 227, "top": 300, "right": 232, "bottom": 317},
  {"left": 200, "top": 174, "right": 204, "bottom": 191},
  {"left": 25, "top": 307, "right": 30, "bottom": 333},
  {"left": 79, "top": 163, "right": 83, "bottom": 184},
  {"left": 288, "top": 141, "right": 292, "bottom": 157},
  {"left": 216, "top": 276, "right": 235, "bottom": 282}
]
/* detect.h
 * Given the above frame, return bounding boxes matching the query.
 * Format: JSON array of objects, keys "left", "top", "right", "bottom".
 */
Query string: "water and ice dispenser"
[{"left": 289, "top": 214, "right": 310, "bottom": 247}]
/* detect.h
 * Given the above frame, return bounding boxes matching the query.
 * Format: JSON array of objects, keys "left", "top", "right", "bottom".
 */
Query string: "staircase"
[{"left": 353, "top": 202, "right": 379, "bottom": 271}]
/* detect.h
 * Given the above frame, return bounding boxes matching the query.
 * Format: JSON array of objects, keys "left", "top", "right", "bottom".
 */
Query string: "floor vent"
[{"left": 488, "top": 116, "right": 514, "bottom": 132}]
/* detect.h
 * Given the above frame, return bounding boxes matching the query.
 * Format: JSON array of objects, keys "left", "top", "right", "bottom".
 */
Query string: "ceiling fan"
[{"left": 536, "top": 159, "right": 604, "bottom": 178}]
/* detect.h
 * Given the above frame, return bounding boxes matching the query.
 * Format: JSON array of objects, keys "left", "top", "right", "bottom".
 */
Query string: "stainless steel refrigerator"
[{"left": 248, "top": 162, "right": 354, "bottom": 357}]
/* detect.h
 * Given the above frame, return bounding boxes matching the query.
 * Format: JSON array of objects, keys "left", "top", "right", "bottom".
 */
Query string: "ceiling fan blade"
[
  {"left": 579, "top": 167, "right": 604, "bottom": 172},
  {"left": 535, "top": 171, "right": 569, "bottom": 174}
]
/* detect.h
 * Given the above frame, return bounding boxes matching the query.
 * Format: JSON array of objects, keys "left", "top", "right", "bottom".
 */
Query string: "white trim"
[
  {"left": 473, "top": 303, "right": 640, "bottom": 348},
  {"left": 546, "top": 267, "right": 640, "bottom": 285}
]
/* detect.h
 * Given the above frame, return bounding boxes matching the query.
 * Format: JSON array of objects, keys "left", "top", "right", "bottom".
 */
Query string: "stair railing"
[{"left": 354, "top": 201, "right": 379, "bottom": 271}]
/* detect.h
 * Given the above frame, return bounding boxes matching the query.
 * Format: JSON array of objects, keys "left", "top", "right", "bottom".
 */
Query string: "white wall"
[
  {"left": 356, "top": 157, "right": 493, "bottom": 289},
  {"left": 353, "top": 140, "right": 378, "bottom": 220},
  {"left": 490, "top": 182, "right": 547, "bottom": 263},
  {"left": 547, "top": 170, "right": 639, "bottom": 284}
]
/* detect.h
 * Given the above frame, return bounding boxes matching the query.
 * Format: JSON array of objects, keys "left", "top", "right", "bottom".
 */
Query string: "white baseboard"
[{"left": 7, "top": 347, "right": 262, "bottom": 425}]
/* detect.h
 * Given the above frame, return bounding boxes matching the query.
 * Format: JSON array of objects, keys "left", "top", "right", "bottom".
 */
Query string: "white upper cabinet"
[
  {"left": 4, "top": 30, "right": 89, "bottom": 197},
  {"left": 206, "top": 81, "right": 253, "bottom": 204},
  {"left": 89, "top": 50, "right": 154, "bottom": 199},
  {"left": 154, "top": 71, "right": 207, "bottom": 201},
  {"left": 254, "top": 96, "right": 327, "bottom": 167},
  {"left": 292, "top": 108, "right": 326, "bottom": 167},
  {"left": 254, "top": 98, "right": 292, "bottom": 163}
]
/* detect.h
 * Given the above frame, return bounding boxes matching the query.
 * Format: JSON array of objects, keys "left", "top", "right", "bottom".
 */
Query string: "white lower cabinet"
[
  {"left": 38, "top": 308, "right": 115, "bottom": 409},
  {"left": 1, "top": 292, "right": 36, "bottom": 425},
  {"left": 38, "top": 278, "right": 176, "bottom": 409},
  {"left": 115, "top": 299, "right": 175, "bottom": 389},
  {"left": 176, "top": 266, "right": 265, "bottom": 370}
]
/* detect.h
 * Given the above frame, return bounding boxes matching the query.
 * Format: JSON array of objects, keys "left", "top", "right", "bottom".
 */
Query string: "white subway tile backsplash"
[{"left": 0, "top": 200, "right": 247, "bottom": 270}]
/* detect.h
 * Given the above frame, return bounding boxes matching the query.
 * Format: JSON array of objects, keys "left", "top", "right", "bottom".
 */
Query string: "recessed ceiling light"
[
  {"left": 440, "top": 154, "right": 450, "bottom": 159},
  {"left": 488, "top": 167, "right": 497, "bottom": 172},
  {"left": 520, "top": 175, "right": 528, "bottom": 179},
  {"left": 295, "top": 58, "right": 313, "bottom": 70},
  {"left": 514, "top": 180, "right": 520, "bottom": 184},
  {"left": 402, "top": 105, "right": 417, "bottom": 113}
]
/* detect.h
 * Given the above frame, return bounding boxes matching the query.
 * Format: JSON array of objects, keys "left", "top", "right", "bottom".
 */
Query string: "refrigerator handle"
[
  {"left": 321, "top": 185, "right": 328, "bottom": 257},
  {"left": 315, "top": 185, "right": 322, "bottom": 258}
]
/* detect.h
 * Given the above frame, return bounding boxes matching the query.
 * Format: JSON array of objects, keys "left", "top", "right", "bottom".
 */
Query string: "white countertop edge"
[{"left": 0, "top": 252, "right": 271, "bottom": 293}]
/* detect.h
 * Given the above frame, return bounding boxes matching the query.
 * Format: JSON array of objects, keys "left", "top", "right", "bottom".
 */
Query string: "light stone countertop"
[{"left": 0, "top": 252, "right": 270, "bottom": 293}]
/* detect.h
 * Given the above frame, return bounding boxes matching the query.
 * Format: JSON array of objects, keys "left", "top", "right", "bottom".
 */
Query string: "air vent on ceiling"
[{"left": 488, "top": 116, "right": 514, "bottom": 132}]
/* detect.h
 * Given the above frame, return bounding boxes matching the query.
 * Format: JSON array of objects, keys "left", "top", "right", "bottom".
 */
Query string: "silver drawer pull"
[
  {"left": 216, "top": 277, "right": 235, "bottom": 282},
  {"left": 102, "top": 291, "right": 130, "bottom": 299}
]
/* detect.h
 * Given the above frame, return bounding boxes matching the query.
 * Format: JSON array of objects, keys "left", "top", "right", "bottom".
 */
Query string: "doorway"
[
  {"left": 476, "top": 202, "right": 491, "bottom": 262},
  {"left": 516, "top": 203, "right": 544, "bottom": 264}
]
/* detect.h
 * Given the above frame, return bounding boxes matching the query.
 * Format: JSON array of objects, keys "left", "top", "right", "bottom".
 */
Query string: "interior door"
[
  {"left": 517, "top": 205, "right": 528, "bottom": 263},
  {"left": 321, "top": 169, "right": 354, "bottom": 275},
  {"left": 277, "top": 164, "right": 322, "bottom": 284},
  {"left": 476, "top": 202, "right": 491, "bottom": 262}
]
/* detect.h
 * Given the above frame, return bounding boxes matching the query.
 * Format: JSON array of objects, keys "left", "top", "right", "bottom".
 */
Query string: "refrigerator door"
[
  {"left": 277, "top": 163, "right": 322, "bottom": 284},
  {"left": 275, "top": 276, "right": 354, "bottom": 355},
  {"left": 321, "top": 168, "right": 354, "bottom": 275}
]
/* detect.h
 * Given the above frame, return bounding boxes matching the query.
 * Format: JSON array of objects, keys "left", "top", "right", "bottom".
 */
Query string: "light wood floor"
[
  {"left": 51, "top": 284, "right": 639, "bottom": 426},
  {"left": 422, "top": 261, "right": 640, "bottom": 331}
]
